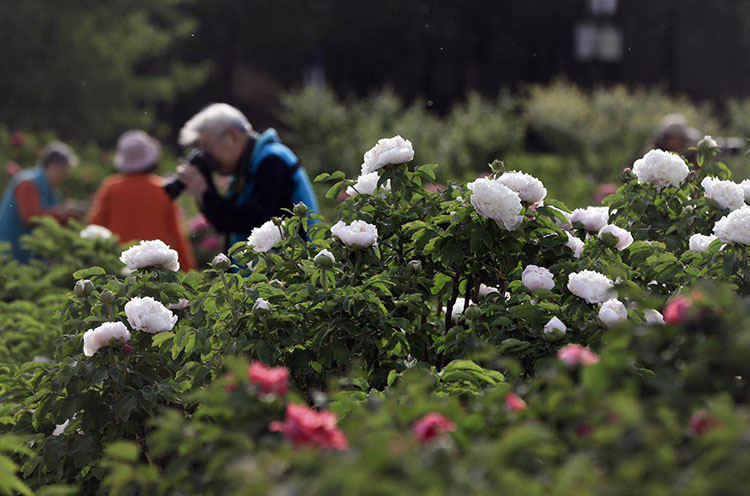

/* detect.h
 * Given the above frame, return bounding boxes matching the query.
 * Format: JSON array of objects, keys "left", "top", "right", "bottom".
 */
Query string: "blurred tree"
[{"left": 0, "top": 0, "right": 209, "bottom": 142}]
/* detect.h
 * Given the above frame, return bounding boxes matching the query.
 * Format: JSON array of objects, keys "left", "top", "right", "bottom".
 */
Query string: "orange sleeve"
[
  {"left": 88, "top": 184, "right": 110, "bottom": 227},
  {"left": 15, "top": 181, "right": 66, "bottom": 225},
  {"left": 166, "top": 203, "right": 197, "bottom": 272}
]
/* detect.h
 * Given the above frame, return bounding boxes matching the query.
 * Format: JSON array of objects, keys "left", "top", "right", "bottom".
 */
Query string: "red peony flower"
[
  {"left": 249, "top": 361, "right": 289, "bottom": 396},
  {"left": 557, "top": 344, "right": 600, "bottom": 366},
  {"left": 663, "top": 295, "right": 693, "bottom": 325},
  {"left": 269, "top": 404, "right": 348, "bottom": 450},
  {"left": 412, "top": 412, "right": 456, "bottom": 444},
  {"left": 689, "top": 410, "right": 719, "bottom": 436},
  {"left": 10, "top": 132, "right": 27, "bottom": 148},
  {"left": 505, "top": 392, "right": 527, "bottom": 411}
]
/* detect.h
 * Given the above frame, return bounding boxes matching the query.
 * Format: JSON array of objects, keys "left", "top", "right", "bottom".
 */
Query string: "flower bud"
[
  {"left": 272, "top": 217, "right": 283, "bottom": 227},
  {"left": 407, "top": 260, "right": 422, "bottom": 274},
  {"left": 74, "top": 279, "right": 94, "bottom": 297},
  {"left": 269, "top": 279, "right": 285, "bottom": 291},
  {"left": 122, "top": 344, "right": 133, "bottom": 355},
  {"left": 463, "top": 304, "right": 481, "bottom": 321},
  {"left": 212, "top": 253, "right": 232, "bottom": 271},
  {"left": 620, "top": 167, "right": 634, "bottom": 181},
  {"left": 293, "top": 202, "right": 309, "bottom": 217},
  {"left": 253, "top": 297, "right": 270, "bottom": 316},
  {"left": 100, "top": 289, "right": 115, "bottom": 305},
  {"left": 314, "top": 249, "right": 335, "bottom": 269}
]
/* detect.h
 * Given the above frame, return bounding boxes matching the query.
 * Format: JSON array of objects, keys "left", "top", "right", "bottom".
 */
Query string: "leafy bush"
[{"left": 3, "top": 134, "right": 750, "bottom": 493}]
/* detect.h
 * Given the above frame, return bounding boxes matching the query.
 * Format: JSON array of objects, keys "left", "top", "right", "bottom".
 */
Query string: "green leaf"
[{"left": 73, "top": 267, "right": 106, "bottom": 279}]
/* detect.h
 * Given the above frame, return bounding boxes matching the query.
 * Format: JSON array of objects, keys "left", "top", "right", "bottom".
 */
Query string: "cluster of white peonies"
[
  {"left": 567, "top": 270, "right": 616, "bottom": 304},
  {"left": 565, "top": 232, "right": 584, "bottom": 258},
  {"left": 522, "top": 265, "right": 554, "bottom": 292},
  {"left": 570, "top": 206, "right": 609, "bottom": 232},
  {"left": 701, "top": 177, "right": 745, "bottom": 211},
  {"left": 713, "top": 205, "right": 750, "bottom": 245},
  {"left": 598, "top": 298, "right": 628, "bottom": 328},
  {"left": 80, "top": 224, "right": 113, "bottom": 240},
  {"left": 248, "top": 220, "right": 284, "bottom": 253},
  {"left": 361, "top": 135, "right": 415, "bottom": 175},
  {"left": 467, "top": 177, "right": 523, "bottom": 230},
  {"left": 83, "top": 322, "right": 131, "bottom": 357},
  {"left": 346, "top": 172, "right": 392, "bottom": 197},
  {"left": 688, "top": 233, "right": 718, "bottom": 252},
  {"left": 124, "top": 297, "right": 178, "bottom": 334},
  {"left": 632, "top": 149, "right": 690, "bottom": 190},
  {"left": 120, "top": 240, "right": 180, "bottom": 271},
  {"left": 495, "top": 171, "right": 547, "bottom": 204},
  {"left": 331, "top": 220, "right": 378, "bottom": 248},
  {"left": 598, "top": 224, "right": 634, "bottom": 251}
]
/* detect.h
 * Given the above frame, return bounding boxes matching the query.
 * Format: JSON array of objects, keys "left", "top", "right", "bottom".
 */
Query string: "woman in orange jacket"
[{"left": 88, "top": 130, "right": 197, "bottom": 271}]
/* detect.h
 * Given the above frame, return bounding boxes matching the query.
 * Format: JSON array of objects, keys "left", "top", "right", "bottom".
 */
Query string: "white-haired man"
[{"left": 176, "top": 103, "right": 318, "bottom": 249}]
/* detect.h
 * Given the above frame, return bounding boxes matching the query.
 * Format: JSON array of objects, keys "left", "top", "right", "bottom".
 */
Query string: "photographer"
[{"left": 174, "top": 103, "right": 318, "bottom": 249}]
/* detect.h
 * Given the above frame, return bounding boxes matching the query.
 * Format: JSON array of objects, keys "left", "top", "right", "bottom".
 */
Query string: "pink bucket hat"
[{"left": 114, "top": 130, "right": 162, "bottom": 174}]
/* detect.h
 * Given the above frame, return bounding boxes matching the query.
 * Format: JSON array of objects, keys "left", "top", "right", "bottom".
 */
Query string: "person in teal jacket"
[
  {"left": 0, "top": 142, "right": 83, "bottom": 262},
  {"left": 176, "top": 103, "right": 318, "bottom": 250}
]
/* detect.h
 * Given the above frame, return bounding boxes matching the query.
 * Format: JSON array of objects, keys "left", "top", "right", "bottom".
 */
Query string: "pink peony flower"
[
  {"left": 412, "top": 412, "right": 456, "bottom": 444},
  {"left": 189, "top": 215, "right": 210, "bottom": 233},
  {"left": 198, "top": 234, "right": 222, "bottom": 252},
  {"left": 249, "top": 361, "right": 289, "bottom": 396},
  {"left": 5, "top": 160, "right": 20, "bottom": 177},
  {"left": 557, "top": 344, "right": 600, "bottom": 366},
  {"left": 10, "top": 132, "right": 27, "bottom": 148},
  {"left": 593, "top": 183, "right": 618, "bottom": 203},
  {"left": 505, "top": 393, "right": 527, "bottom": 411},
  {"left": 269, "top": 404, "right": 348, "bottom": 450},
  {"left": 423, "top": 183, "right": 446, "bottom": 193},
  {"left": 663, "top": 295, "right": 693, "bottom": 325}
]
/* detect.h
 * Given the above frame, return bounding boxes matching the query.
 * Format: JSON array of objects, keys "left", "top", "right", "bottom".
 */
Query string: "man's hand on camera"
[{"left": 177, "top": 162, "right": 208, "bottom": 204}]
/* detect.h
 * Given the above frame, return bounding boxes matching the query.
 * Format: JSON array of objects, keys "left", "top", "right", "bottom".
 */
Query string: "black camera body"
[{"left": 163, "top": 148, "right": 217, "bottom": 199}]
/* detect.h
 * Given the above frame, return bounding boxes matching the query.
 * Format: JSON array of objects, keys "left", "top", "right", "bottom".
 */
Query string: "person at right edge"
[{"left": 175, "top": 103, "right": 318, "bottom": 251}]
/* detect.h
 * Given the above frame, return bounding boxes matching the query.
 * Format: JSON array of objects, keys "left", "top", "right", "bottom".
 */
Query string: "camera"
[{"left": 163, "top": 148, "right": 217, "bottom": 199}]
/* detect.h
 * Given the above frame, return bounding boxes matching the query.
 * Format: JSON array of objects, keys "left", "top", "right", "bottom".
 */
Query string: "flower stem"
[{"left": 220, "top": 272, "right": 239, "bottom": 326}]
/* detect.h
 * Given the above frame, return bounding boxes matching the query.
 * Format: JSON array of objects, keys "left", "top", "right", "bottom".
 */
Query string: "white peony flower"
[
  {"left": 701, "top": 177, "right": 745, "bottom": 211},
  {"left": 467, "top": 177, "right": 523, "bottom": 230},
  {"left": 247, "top": 220, "right": 284, "bottom": 253},
  {"left": 478, "top": 283, "right": 499, "bottom": 299},
  {"left": 120, "top": 240, "right": 180, "bottom": 271},
  {"left": 543, "top": 317, "right": 567, "bottom": 336},
  {"left": 361, "top": 135, "right": 414, "bottom": 174},
  {"left": 167, "top": 299, "right": 190, "bottom": 310},
  {"left": 688, "top": 233, "right": 718, "bottom": 252},
  {"left": 570, "top": 206, "right": 609, "bottom": 232},
  {"left": 567, "top": 270, "right": 616, "bottom": 304},
  {"left": 346, "top": 172, "right": 392, "bottom": 197},
  {"left": 52, "top": 419, "right": 71, "bottom": 436},
  {"left": 713, "top": 205, "right": 750, "bottom": 245},
  {"left": 253, "top": 298, "right": 270, "bottom": 312},
  {"left": 522, "top": 265, "right": 555, "bottom": 292},
  {"left": 446, "top": 297, "right": 468, "bottom": 323},
  {"left": 80, "top": 224, "right": 113, "bottom": 240},
  {"left": 598, "top": 224, "right": 634, "bottom": 251},
  {"left": 565, "top": 232, "right": 584, "bottom": 258},
  {"left": 632, "top": 149, "right": 690, "bottom": 190},
  {"left": 83, "top": 322, "right": 131, "bottom": 357},
  {"left": 598, "top": 298, "right": 628, "bottom": 328},
  {"left": 495, "top": 171, "right": 547, "bottom": 204},
  {"left": 124, "top": 297, "right": 177, "bottom": 334},
  {"left": 740, "top": 179, "right": 750, "bottom": 203},
  {"left": 698, "top": 135, "right": 718, "bottom": 149},
  {"left": 331, "top": 220, "right": 378, "bottom": 248},
  {"left": 643, "top": 309, "right": 665, "bottom": 325},
  {"left": 550, "top": 206, "right": 573, "bottom": 231}
]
